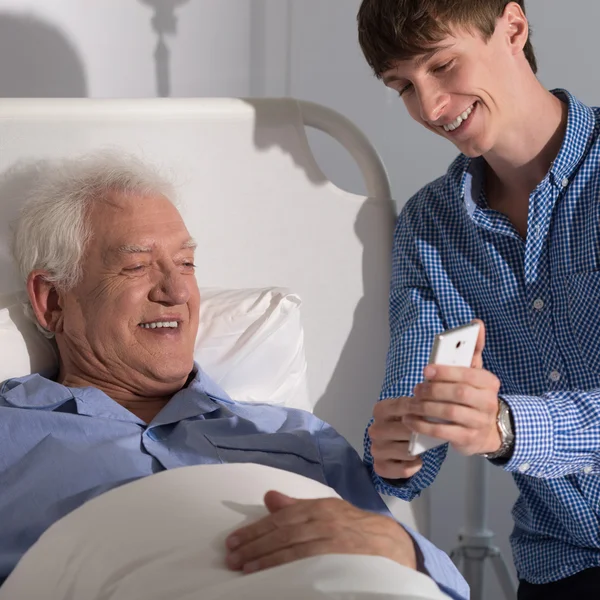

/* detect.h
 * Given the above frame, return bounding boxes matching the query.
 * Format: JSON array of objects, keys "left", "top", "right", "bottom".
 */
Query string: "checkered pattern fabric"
[{"left": 364, "top": 90, "right": 600, "bottom": 584}]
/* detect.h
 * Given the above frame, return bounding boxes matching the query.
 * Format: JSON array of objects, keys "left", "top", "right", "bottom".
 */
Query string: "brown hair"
[{"left": 357, "top": 0, "right": 537, "bottom": 77}]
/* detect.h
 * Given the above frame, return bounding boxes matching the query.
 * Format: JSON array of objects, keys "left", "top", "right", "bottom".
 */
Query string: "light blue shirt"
[
  {"left": 0, "top": 365, "right": 467, "bottom": 600},
  {"left": 364, "top": 90, "right": 600, "bottom": 584}
]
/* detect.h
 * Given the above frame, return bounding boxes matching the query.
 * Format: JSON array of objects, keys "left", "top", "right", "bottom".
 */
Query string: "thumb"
[
  {"left": 471, "top": 319, "right": 486, "bottom": 369},
  {"left": 264, "top": 490, "right": 298, "bottom": 513}
]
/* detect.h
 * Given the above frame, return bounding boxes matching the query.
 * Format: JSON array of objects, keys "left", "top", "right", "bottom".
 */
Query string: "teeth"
[
  {"left": 139, "top": 321, "right": 179, "bottom": 329},
  {"left": 443, "top": 104, "right": 474, "bottom": 132}
]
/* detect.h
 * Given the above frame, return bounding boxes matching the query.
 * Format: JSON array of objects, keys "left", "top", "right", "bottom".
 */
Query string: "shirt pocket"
[
  {"left": 565, "top": 270, "right": 600, "bottom": 374},
  {"left": 203, "top": 432, "right": 327, "bottom": 485}
]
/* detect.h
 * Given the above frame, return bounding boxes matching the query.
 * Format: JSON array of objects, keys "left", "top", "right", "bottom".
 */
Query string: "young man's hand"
[
  {"left": 225, "top": 492, "right": 417, "bottom": 574},
  {"left": 369, "top": 398, "right": 424, "bottom": 478},
  {"left": 404, "top": 320, "right": 503, "bottom": 456}
]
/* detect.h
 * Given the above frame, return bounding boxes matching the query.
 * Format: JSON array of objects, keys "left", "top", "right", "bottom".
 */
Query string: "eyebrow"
[
  {"left": 115, "top": 238, "right": 197, "bottom": 254},
  {"left": 116, "top": 244, "right": 152, "bottom": 254},
  {"left": 181, "top": 238, "right": 198, "bottom": 250},
  {"left": 383, "top": 45, "right": 453, "bottom": 84}
]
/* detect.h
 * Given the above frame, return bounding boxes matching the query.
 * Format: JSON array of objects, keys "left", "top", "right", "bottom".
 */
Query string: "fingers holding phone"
[
  {"left": 404, "top": 321, "right": 503, "bottom": 456},
  {"left": 407, "top": 321, "right": 482, "bottom": 455},
  {"left": 369, "top": 397, "right": 424, "bottom": 479},
  {"left": 471, "top": 318, "right": 485, "bottom": 369}
]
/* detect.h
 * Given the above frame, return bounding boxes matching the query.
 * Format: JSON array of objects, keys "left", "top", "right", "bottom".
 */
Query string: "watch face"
[
  {"left": 500, "top": 409, "right": 509, "bottom": 432},
  {"left": 499, "top": 402, "right": 514, "bottom": 441},
  {"left": 482, "top": 401, "right": 514, "bottom": 459}
]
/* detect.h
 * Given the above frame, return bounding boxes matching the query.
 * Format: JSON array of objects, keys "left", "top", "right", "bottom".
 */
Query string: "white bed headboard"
[
  {"left": 0, "top": 98, "right": 426, "bottom": 532},
  {"left": 0, "top": 96, "right": 396, "bottom": 448}
]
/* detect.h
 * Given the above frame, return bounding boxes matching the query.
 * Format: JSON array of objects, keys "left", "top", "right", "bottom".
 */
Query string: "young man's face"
[{"left": 382, "top": 20, "right": 521, "bottom": 158}]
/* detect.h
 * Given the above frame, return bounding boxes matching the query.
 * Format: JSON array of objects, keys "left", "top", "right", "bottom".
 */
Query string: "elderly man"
[{"left": 0, "top": 153, "right": 467, "bottom": 600}]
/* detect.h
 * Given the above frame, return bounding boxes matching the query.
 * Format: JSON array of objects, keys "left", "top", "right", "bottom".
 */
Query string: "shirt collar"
[
  {"left": 548, "top": 89, "right": 597, "bottom": 182},
  {"left": 463, "top": 158, "right": 485, "bottom": 217},
  {"left": 1, "top": 374, "right": 74, "bottom": 410},
  {"left": 149, "top": 365, "right": 232, "bottom": 426},
  {"left": 460, "top": 89, "right": 597, "bottom": 208},
  {"left": 1, "top": 362, "right": 232, "bottom": 425}
]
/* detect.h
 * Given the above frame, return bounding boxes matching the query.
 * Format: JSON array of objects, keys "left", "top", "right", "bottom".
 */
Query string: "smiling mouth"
[
  {"left": 442, "top": 102, "right": 476, "bottom": 132},
  {"left": 138, "top": 321, "right": 180, "bottom": 329}
]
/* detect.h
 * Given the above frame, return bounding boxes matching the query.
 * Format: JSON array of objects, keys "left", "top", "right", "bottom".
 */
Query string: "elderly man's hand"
[
  {"left": 369, "top": 398, "right": 424, "bottom": 479},
  {"left": 225, "top": 491, "right": 417, "bottom": 574}
]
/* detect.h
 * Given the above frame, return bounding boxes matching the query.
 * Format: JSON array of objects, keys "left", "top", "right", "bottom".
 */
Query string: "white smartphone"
[{"left": 408, "top": 322, "right": 481, "bottom": 456}]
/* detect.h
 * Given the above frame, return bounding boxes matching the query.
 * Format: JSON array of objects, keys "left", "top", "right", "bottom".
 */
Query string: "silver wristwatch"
[{"left": 482, "top": 399, "right": 515, "bottom": 460}]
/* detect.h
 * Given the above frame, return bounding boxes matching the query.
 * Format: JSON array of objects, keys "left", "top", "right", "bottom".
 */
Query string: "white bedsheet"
[{"left": 0, "top": 464, "right": 448, "bottom": 600}]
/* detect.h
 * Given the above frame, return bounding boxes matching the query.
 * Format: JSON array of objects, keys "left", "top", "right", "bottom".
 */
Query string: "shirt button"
[
  {"left": 583, "top": 466, "right": 593, "bottom": 475},
  {"left": 533, "top": 298, "right": 545, "bottom": 311},
  {"left": 519, "top": 463, "right": 530, "bottom": 473},
  {"left": 549, "top": 370, "right": 561, "bottom": 382},
  {"left": 561, "top": 177, "right": 569, "bottom": 188}
]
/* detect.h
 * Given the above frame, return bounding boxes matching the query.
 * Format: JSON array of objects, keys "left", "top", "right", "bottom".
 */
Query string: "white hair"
[{"left": 11, "top": 150, "right": 178, "bottom": 337}]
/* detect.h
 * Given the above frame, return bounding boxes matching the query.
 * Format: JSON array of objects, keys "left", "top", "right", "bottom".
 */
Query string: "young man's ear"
[
  {"left": 502, "top": 1, "right": 530, "bottom": 57},
  {"left": 27, "top": 271, "right": 64, "bottom": 334}
]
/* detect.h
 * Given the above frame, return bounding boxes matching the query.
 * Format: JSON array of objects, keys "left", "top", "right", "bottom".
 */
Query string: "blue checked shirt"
[{"left": 364, "top": 90, "right": 600, "bottom": 585}]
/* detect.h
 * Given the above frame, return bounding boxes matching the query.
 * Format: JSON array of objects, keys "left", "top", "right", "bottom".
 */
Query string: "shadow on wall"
[
  {"left": 311, "top": 199, "right": 431, "bottom": 534},
  {"left": 243, "top": 99, "right": 392, "bottom": 447},
  {"left": 248, "top": 0, "right": 268, "bottom": 98},
  {"left": 313, "top": 198, "right": 393, "bottom": 449},
  {"left": 139, "top": 0, "right": 190, "bottom": 97},
  {"left": 242, "top": 97, "right": 430, "bottom": 533},
  {"left": 243, "top": 97, "right": 330, "bottom": 186},
  {"left": 0, "top": 12, "right": 87, "bottom": 97}
]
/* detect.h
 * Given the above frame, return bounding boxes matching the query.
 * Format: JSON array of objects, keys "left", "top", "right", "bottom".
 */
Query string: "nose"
[
  {"left": 417, "top": 84, "right": 450, "bottom": 124},
  {"left": 150, "top": 266, "right": 191, "bottom": 306}
]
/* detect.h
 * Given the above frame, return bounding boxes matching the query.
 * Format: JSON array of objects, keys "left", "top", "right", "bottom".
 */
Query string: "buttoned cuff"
[{"left": 500, "top": 394, "right": 554, "bottom": 477}]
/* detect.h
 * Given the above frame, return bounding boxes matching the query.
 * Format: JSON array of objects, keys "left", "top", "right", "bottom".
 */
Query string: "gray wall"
[{"left": 0, "top": 2, "right": 596, "bottom": 599}]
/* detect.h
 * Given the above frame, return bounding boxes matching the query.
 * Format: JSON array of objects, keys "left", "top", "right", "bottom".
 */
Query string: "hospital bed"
[{"left": 0, "top": 97, "right": 432, "bottom": 596}]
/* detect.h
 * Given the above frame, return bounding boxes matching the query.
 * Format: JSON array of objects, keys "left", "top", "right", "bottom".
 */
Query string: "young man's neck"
[{"left": 483, "top": 81, "right": 568, "bottom": 200}]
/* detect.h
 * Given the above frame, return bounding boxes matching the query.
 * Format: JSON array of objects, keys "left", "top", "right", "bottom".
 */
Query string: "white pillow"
[
  {"left": 0, "top": 287, "right": 311, "bottom": 411},
  {"left": 196, "top": 287, "right": 311, "bottom": 411},
  {"left": 0, "top": 464, "right": 448, "bottom": 600}
]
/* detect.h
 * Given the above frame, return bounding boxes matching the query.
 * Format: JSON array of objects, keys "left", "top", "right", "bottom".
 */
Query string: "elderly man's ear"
[{"left": 27, "top": 271, "right": 64, "bottom": 334}]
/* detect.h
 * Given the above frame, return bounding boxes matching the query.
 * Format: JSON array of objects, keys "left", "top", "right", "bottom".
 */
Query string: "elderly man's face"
[{"left": 56, "top": 192, "right": 200, "bottom": 390}]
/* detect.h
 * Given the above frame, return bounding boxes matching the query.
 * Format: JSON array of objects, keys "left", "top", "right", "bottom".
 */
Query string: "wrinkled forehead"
[{"left": 85, "top": 192, "right": 193, "bottom": 257}]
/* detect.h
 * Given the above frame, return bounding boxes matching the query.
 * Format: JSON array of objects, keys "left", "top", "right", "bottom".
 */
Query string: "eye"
[
  {"left": 433, "top": 59, "right": 455, "bottom": 74},
  {"left": 124, "top": 265, "right": 146, "bottom": 272},
  {"left": 398, "top": 83, "right": 414, "bottom": 97}
]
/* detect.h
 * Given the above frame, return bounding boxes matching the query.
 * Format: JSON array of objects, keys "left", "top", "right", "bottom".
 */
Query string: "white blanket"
[{"left": 0, "top": 464, "right": 449, "bottom": 599}]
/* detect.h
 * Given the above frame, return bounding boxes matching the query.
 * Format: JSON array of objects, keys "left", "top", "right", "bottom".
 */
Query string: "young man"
[{"left": 357, "top": 1, "right": 600, "bottom": 598}]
